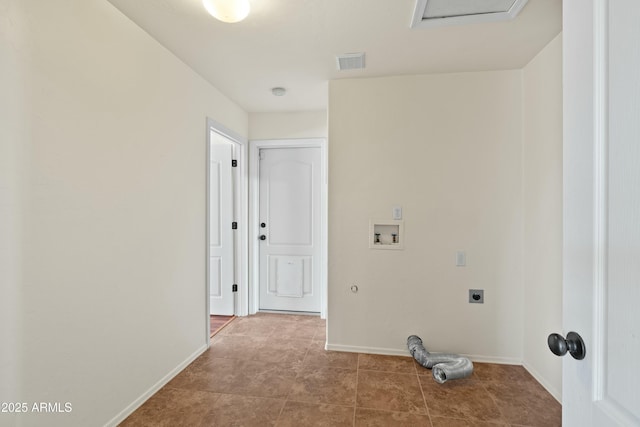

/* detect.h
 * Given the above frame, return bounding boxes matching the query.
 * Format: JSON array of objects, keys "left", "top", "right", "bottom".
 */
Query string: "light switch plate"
[
  {"left": 456, "top": 251, "right": 466, "bottom": 266},
  {"left": 392, "top": 206, "right": 402, "bottom": 220}
]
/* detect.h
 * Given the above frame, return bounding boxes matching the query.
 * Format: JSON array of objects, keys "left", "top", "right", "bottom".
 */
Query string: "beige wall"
[
  {"left": 328, "top": 71, "right": 525, "bottom": 361},
  {"left": 0, "top": 16, "right": 23, "bottom": 402},
  {"left": 0, "top": 0, "right": 247, "bottom": 425},
  {"left": 249, "top": 111, "right": 327, "bottom": 140},
  {"left": 522, "top": 34, "right": 563, "bottom": 400}
]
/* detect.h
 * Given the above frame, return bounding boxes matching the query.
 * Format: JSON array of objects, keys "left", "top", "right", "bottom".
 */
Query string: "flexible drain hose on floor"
[{"left": 407, "top": 335, "right": 473, "bottom": 384}]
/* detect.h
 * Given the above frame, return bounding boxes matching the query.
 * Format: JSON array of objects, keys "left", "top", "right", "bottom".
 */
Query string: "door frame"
[
  {"left": 248, "top": 138, "right": 328, "bottom": 318},
  {"left": 205, "top": 118, "right": 248, "bottom": 345}
]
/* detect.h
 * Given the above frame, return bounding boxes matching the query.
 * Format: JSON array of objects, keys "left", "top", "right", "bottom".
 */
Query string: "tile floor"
[{"left": 121, "top": 313, "right": 561, "bottom": 426}]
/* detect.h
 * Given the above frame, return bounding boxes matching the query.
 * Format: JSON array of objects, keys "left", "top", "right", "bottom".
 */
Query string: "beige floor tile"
[
  {"left": 304, "top": 344, "right": 359, "bottom": 370},
  {"left": 356, "top": 370, "right": 427, "bottom": 414},
  {"left": 270, "top": 322, "right": 319, "bottom": 340},
  {"left": 483, "top": 379, "right": 561, "bottom": 426},
  {"left": 289, "top": 366, "right": 358, "bottom": 405},
  {"left": 218, "top": 317, "right": 279, "bottom": 337},
  {"left": 200, "top": 394, "right": 284, "bottom": 427},
  {"left": 472, "top": 363, "right": 532, "bottom": 382},
  {"left": 166, "top": 357, "right": 254, "bottom": 393},
  {"left": 168, "top": 357, "right": 297, "bottom": 398},
  {"left": 276, "top": 401, "right": 354, "bottom": 427},
  {"left": 282, "top": 314, "right": 325, "bottom": 326},
  {"left": 120, "top": 387, "right": 220, "bottom": 426},
  {"left": 244, "top": 361, "right": 300, "bottom": 398},
  {"left": 430, "top": 417, "right": 508, "bottom": 426},
  {"left": 210, "top": 335, "right": 311, "bottom": 366},
  {"left": 313, "top": 325, "right": 327, "bottom": 341},
  {"left": 419, "top": 377, "right": 505, "bottom": 424},
  {"left": 355, "top": 407, "right": 432, "bottom": 426},
  {"left": 209, "top": 335, "right": 270, "bottom": 359},
  {"left": 359, "top": 354, "right": 417, "bottom": 374}
]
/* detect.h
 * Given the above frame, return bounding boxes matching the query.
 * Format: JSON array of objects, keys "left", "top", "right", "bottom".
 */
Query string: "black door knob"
[
  {"left": 259, "top": 235, "right": 266, "bottom": 240},
  {"left": 547, "top": 331, "right": 586, "bottom": 360},
  {"left": 260, "top": 222, "right": 266, "bottom": 228}
]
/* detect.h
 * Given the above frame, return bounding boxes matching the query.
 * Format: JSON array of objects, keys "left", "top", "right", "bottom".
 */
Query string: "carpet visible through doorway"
[{"left": 210, "top": 315, "right": 235, "bottom": 337}]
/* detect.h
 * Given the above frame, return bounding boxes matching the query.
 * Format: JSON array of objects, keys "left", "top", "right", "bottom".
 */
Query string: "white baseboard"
[
  {"left": 326, "top": 343, "right": 411, "bottom": 356},
  {"left": 522, "top": 361, "right": 562, "bottom": 403},
  {"left": 462, "top": 354, "right": 522, "bottom": 365},
  {"left": 325, "top": 343, "right": 521, "bottom": 365},
  {"left": 103, "top": 343, "right": 208, "bottom": 427}
]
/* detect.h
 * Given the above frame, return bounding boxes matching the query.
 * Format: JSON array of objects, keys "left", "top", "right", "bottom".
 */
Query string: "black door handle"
[
  {"left": 547, "top": 331, "right": 586, "bottom": 360},
  {"left": 259, "top": 235, "right": 266, "bottom": 241}
]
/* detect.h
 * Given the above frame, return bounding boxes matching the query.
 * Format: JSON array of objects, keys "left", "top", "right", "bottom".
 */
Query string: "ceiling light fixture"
[
  {"left": 202, "top": 0, "right": 250, "bottom": 24},
  {"left": 271, "top": 87, "right": 286, "bottom": 96}
]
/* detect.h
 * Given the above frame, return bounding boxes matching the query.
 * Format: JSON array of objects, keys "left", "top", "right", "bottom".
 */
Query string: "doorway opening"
[
  {"left": 206, "top": 118, "right": 248, "bottom": 343},
  {"left": 249, "top": 139, "right": 328, "bottom": 319},
  {"left": 206, "top": 132, "right": 328, "bottom": 344}
]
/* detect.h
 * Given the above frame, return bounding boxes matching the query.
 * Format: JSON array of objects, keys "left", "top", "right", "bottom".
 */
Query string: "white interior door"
[
  {"left": 562, "top": 0, "right": 640, "bottom": 425},
  {"left": 209, "top": 131, "right": 235, "bottom": 316},
  {"left": 258, "top": 147, "right": 321, "bottom": 313}
]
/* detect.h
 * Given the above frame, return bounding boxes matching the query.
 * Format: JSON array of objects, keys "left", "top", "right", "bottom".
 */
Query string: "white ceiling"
[{"left": 106, "top": 0, "right": 562, "bottom": 113}]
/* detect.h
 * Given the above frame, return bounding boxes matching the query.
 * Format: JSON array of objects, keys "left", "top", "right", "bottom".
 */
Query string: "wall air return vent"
[
  {"left": 336, "top": 52, "right": 365, "bottom": 71},
  {"left": 410, "top": 0, "right": 529, "bottom": 29}
]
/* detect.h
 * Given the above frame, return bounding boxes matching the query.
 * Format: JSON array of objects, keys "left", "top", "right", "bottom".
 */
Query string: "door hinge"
[
  {"left": 232, "top": 284, "right": 238, "bottom": 292},
  {"left": 232, "top": 222, "right": 238, "bottom": 230},
  {"left": 232, "top": 159, "right": 238, "bottom": 167}
]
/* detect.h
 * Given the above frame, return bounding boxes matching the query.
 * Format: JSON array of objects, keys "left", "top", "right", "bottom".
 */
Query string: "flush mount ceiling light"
[
  {"left": 410, "top": 0, "right": 528, "bottom": 29},
  {"left": 202, "top": 0, "right": 250, "bottom": 23},
  {"left": 271, "top": 87, "right": 286, "bottom": 96}
]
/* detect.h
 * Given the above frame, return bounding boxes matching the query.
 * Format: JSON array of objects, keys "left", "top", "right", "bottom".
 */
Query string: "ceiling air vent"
[
  {"left": 336, "top": 52, "right": 365, "bottom": 71},
  {"left": 410, "top": 0, "right": 529, "bottom": 29}
]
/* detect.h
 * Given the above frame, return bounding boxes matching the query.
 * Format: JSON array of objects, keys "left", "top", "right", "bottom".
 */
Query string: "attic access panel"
[{"left": 410, "top": 0, "right": 529, "bottom": 29}]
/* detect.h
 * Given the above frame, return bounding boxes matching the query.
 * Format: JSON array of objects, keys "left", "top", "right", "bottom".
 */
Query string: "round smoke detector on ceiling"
[{"left": 271, "top": 87, "right": 286, "bottom": 96}]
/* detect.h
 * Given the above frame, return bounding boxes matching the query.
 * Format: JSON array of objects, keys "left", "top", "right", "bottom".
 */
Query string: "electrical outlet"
[{"left": 469, "top": 289, "right": 484, "bottom": 304}]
